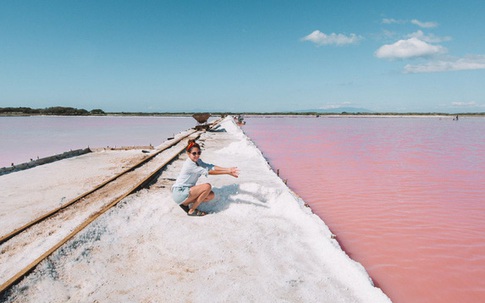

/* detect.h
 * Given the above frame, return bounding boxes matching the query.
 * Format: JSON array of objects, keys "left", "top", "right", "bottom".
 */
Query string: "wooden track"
[
  {"left": 0, "top": 128, "right": 197, "bottom": 244},
  {"left": 0, "top": 119, "right": 222, "bottom": 295}
]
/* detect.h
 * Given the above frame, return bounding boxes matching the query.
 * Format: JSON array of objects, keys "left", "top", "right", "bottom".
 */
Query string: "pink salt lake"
[{"left": 243, "top": 116, "right": 485, "bottom": 303}]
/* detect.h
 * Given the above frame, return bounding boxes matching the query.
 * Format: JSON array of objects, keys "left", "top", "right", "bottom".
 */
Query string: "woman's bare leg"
[{"left": 182, "top": 183, "right": 214, "bottom": 214}]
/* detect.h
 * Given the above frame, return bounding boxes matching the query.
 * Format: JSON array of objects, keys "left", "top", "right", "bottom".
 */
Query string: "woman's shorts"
[{"left": 172, "top": 186, "right": 190, "bottom": 204}]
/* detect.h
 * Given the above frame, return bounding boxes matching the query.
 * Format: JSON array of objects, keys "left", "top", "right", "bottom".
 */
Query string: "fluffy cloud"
[
  {"left": 302, "top": 30, "right": 363, "bottom": 46},
  {"left": 381, "top": 18, "right": 438, "bottom": 28},
  {"left": 404, "top": 55, "right": 485, "bottom": 73},
  {"left": 378, "top": 17, "right": 485, "bottom": 74},
  {"left": 375, "top": 37, "right": 446, "bottom": 59},
  {"left": 411, "top": 19, "right": 438, "bottom": 28},
  {"left": 407, "top": 30, "right": 451, "bottom": 43}
]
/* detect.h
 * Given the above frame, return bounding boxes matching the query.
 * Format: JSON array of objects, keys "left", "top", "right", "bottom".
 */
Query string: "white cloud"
[
  {"left": 381, "top": 18, "right": 405, "bottom": 24},
  {"left": 375, "top": 37, "right": 446, "bottom": 59},
  {"left": 320, "top": 102, "right": 352, "bottom": 110},
  {"left": 407, "top": 30, "right": 451, "bottom": 43},
  {"left": 302, "top": 30, "right": 363, "bottom": 46},
  {"left": 451, "top": 101, "right": 485, "bottom": 108},
  {"left": 404, "top": 55, "right": 485, "bottom": 73},
  {"left": 382, "top": 18, "right": 438, "bottom": 28},
  {"left": 411, "top": 19, "right": 438, "bottom": 28}
]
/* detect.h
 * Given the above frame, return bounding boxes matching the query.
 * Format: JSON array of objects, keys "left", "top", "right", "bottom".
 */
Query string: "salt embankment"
[
  {"left": 0, "top": 117, "right": 390, "bottom": 302},
  {"left": 0, "top": 148, "right": 92, "bottom": 176}
]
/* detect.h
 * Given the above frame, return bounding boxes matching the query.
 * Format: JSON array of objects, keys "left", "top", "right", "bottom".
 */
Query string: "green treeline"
[{"left": 0, "top": 107, "right": 105, "bottom": 116}]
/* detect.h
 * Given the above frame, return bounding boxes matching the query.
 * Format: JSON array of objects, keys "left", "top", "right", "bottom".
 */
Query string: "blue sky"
[{"left": 1, "top": 0, "right": 484, "bottom": 113}]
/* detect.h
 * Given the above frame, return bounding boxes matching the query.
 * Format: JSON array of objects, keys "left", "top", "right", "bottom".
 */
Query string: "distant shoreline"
[
  {"left": 2, "top": 113, "right": 484, "bottom": 118},
  {"left": 1, "top": 106, "right": 484, "bottom": 117}
]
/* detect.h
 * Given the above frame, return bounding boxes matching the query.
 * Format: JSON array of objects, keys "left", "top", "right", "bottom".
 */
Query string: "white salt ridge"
[
  {"left": 0, "top": 149, "right": 147, "bottom": 234},
  {"left": 1, "top": 117, "right": 390, "bottom": 302}
]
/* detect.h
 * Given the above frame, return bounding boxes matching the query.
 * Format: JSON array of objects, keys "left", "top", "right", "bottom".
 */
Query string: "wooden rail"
[
  {"left": 0, "top": 118, "right": 223, "bottom": 295},
  {"left": 0, "top": 129, "right": 197, "bottom": 244}
]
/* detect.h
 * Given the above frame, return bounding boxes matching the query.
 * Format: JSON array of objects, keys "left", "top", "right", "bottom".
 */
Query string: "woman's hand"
[{"left": 229, "top": 167, "right": 239, "bottom": 178}]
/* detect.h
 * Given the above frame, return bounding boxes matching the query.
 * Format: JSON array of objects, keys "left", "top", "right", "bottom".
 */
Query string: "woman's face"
[{"left": 188, "top": 147, "right": 201, "bottom": 162}]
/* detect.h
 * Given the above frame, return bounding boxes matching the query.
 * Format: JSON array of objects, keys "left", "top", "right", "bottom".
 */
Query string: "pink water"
[{"left": 243, "top": 116, "right": 485, "bottom": 303}]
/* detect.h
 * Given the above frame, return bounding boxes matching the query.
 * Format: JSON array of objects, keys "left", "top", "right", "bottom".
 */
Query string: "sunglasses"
[{"left": 191, "top": 151, "right": 202, "bottom": 156}]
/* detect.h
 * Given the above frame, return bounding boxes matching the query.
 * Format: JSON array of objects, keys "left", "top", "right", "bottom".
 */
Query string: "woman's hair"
[{"left": 186, "top": 140, "right": 200, "bottom": 152}]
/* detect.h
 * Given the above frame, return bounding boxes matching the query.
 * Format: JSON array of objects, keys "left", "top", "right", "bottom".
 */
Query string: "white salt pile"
[{"left": 1, "top": 117, "right": 390, "bottom": 302}]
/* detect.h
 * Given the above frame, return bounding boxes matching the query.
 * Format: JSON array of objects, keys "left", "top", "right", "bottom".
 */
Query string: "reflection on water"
[{"left": 243, "top": 116, "right": 485, "bottom": 303}]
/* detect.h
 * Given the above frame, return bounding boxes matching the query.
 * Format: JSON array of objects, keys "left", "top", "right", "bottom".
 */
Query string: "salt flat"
[{"left": 1, "top": 117, "right": 390, "bottom": 302}]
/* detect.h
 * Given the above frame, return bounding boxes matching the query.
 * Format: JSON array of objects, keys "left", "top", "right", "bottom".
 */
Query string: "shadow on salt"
[{"left": 197, "top": 183, "right": 270, "bottom": 214}]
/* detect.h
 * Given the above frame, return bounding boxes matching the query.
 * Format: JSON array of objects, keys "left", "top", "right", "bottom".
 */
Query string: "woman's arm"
[{"left": 209, "top": 166, "right": 239, "bottom": 178}]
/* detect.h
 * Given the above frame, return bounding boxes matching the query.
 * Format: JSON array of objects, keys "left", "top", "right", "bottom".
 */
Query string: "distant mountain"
[{"left": 295, "top": 107, "right": 374, "bottom": 114}]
